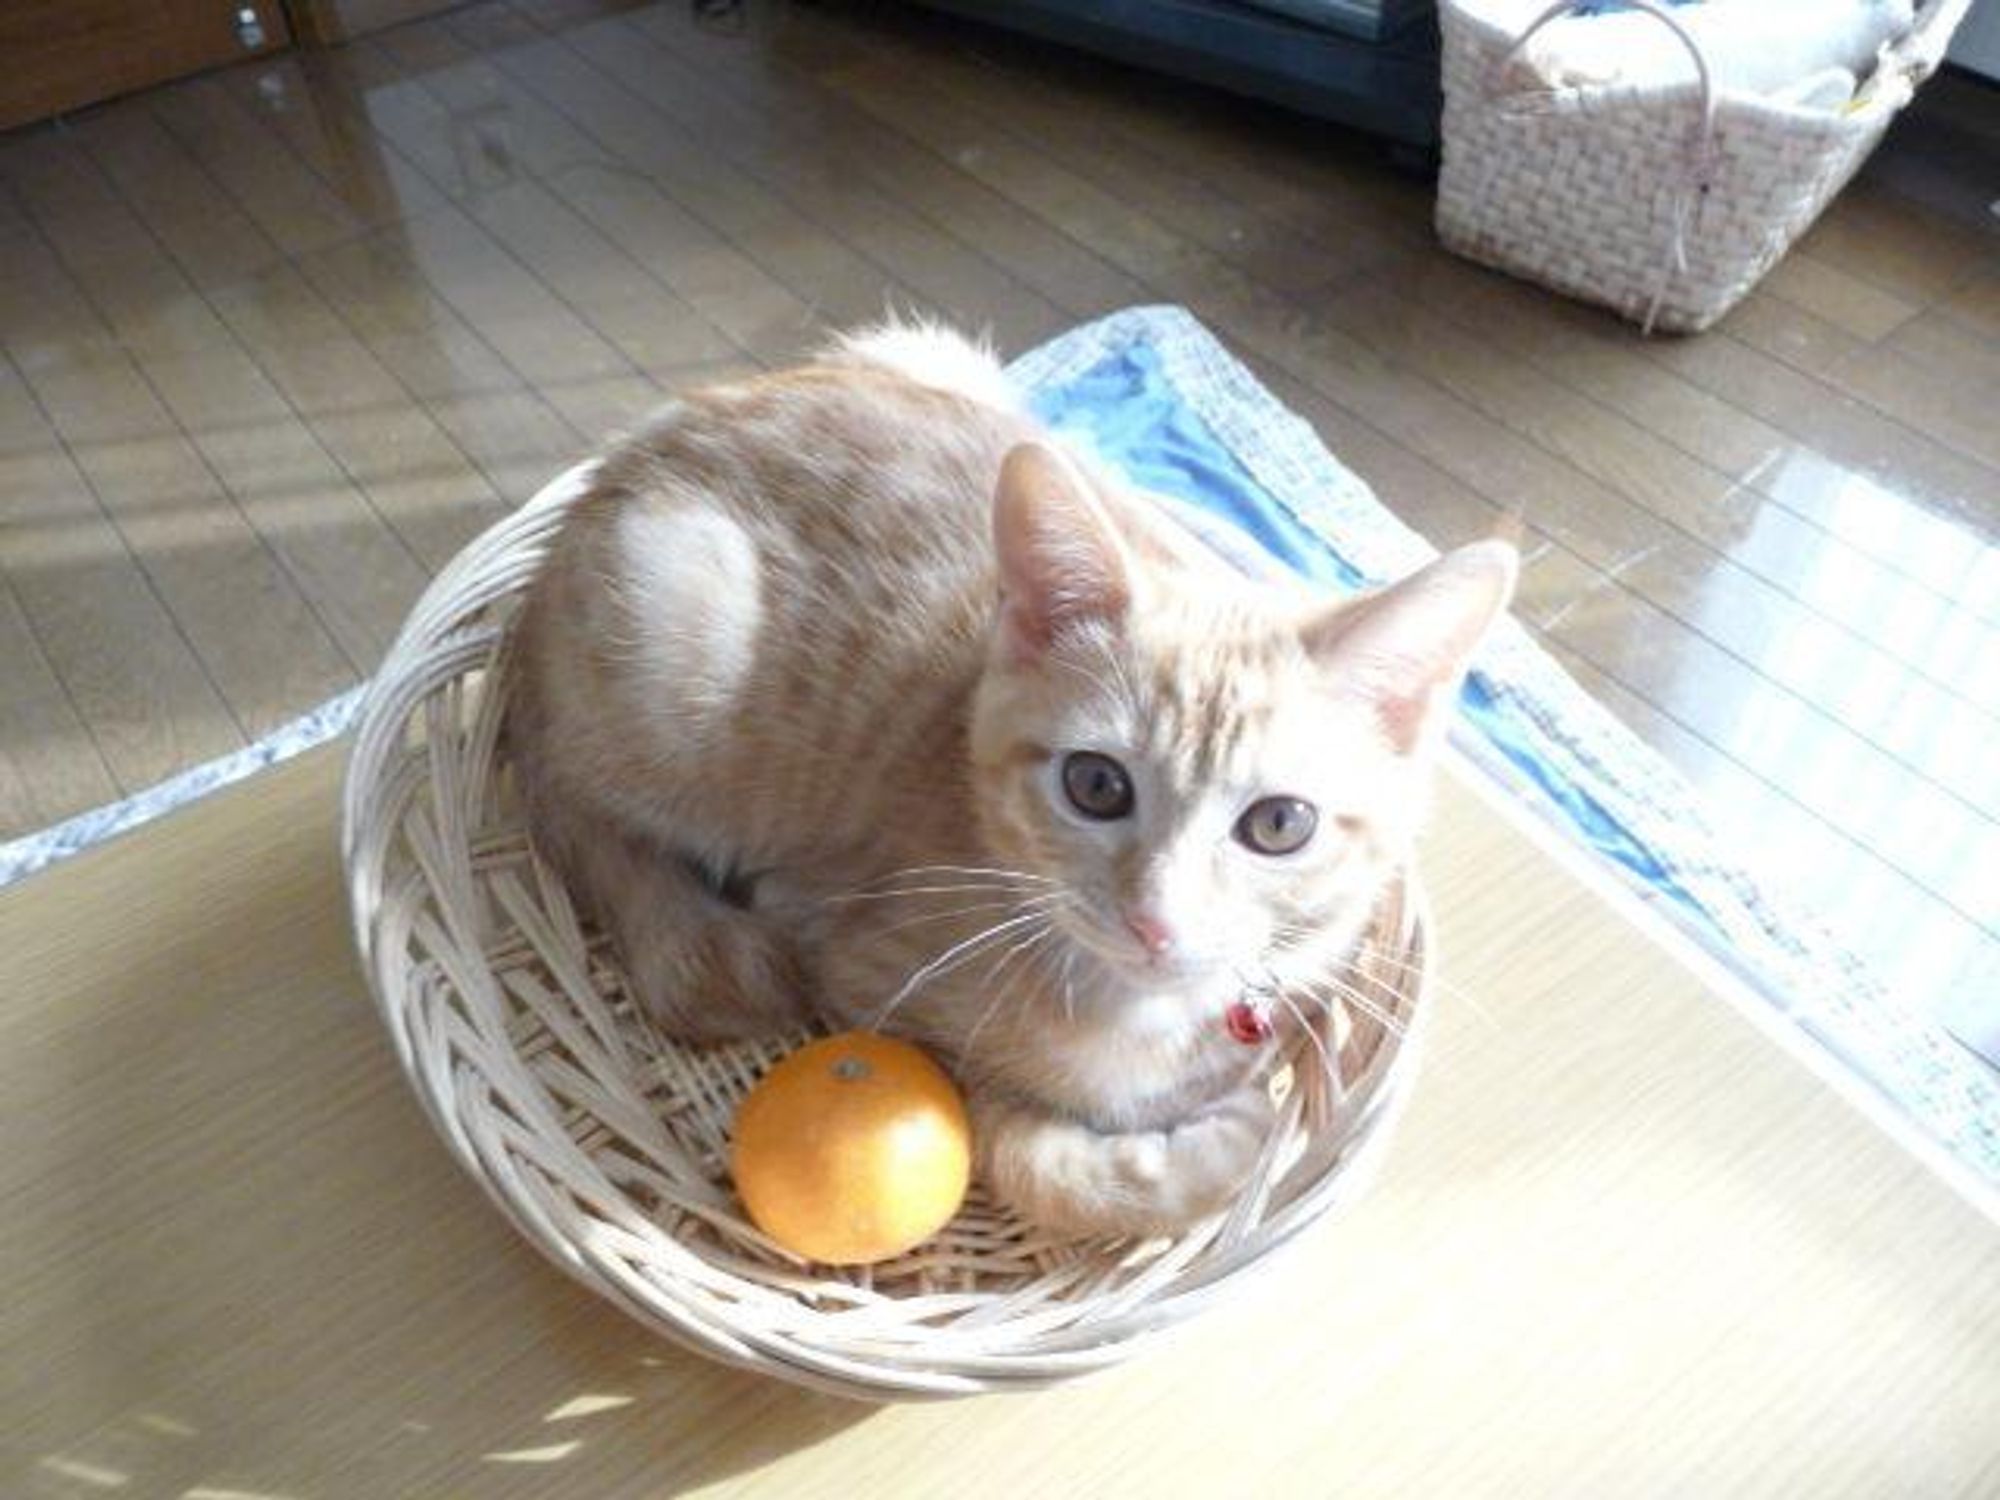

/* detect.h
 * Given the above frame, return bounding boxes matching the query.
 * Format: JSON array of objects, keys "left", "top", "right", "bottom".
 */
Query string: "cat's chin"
[{"left": 1054, "top": 922, "right": 1241, "bottom": 1012}]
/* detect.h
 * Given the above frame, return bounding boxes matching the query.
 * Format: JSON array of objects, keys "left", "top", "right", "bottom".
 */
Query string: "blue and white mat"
[{"left": 6, "top": 306, "right": 1995, "bottom": 1206}]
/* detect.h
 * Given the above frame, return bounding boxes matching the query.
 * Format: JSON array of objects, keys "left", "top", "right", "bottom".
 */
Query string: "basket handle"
[
  {"left": 1489, "top": 1, "right": 1720, "bottom": 335},
  {"left": 1491, "top": 0, "right": 1717, "bottom": 130}
]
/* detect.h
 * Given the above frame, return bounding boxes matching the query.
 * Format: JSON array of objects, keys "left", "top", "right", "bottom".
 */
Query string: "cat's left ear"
[
  {"left": 1301, "top": 540, "right": 1518, "bottom": 754},
  {"left": 991, "top": 443, "right": 1134, "bottom": 664}
]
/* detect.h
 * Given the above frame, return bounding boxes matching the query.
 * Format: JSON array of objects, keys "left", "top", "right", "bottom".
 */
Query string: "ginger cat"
[{"left": 510, "top": 324, "right": 1515, "bottom": 1238}]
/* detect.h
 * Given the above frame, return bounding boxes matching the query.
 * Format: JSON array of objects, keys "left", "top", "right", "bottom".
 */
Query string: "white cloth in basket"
[{"left": 1484, "top": 0, "right": 1914, "bottom": 102}]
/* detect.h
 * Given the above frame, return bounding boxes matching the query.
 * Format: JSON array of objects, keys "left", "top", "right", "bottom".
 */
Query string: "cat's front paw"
[{"left": 975, "top": 1088, "right": 1274, "bottom": 1238}]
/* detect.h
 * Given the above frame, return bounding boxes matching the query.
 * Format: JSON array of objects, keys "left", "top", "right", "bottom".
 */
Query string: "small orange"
[{"left": 730, "top": 1031, "right": 972, "bottom": 1265}]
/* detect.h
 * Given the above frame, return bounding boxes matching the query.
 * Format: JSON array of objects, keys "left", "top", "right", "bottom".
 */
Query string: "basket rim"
[
  {"left": 340, "top": 462, "right": 1432, "bottom": 1397},
  {"left": 1440, "top": 0, "right": 1969, "bottom": 124}
]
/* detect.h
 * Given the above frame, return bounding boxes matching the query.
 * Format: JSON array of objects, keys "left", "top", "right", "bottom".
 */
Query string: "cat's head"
[{"left": 969, "top": 443, "right": 1516, "bottom": 1014}]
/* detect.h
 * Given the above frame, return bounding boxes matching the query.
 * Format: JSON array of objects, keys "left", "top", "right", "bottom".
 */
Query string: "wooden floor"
[{"left": 0, "top": 0, "right": 1995, "bottom": 1047}]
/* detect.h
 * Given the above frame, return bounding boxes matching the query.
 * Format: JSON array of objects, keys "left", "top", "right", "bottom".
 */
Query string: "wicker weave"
[
  {"left": 1436, "top": 0, "right": 1970, "bottom": 333},
  {"left": 341, "top": 461, "right": 1433, "bottom": 1400}
]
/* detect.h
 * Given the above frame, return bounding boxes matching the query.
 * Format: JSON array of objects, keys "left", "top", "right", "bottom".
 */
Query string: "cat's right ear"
[
  {"left": 1301, "top": 539, "right": 1518, "bottom": 755},
  {"left": 992, "top": 443, "right": 1133, "bottom": 664}
]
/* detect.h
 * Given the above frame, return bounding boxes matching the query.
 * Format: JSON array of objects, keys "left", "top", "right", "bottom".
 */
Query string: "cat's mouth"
[{"left": 1056, "top": 909, "right": 1227, "bottom": 988}]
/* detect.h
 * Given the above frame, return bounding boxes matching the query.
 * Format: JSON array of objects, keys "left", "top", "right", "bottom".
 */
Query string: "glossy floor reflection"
[{"left": 0, "top": 0, "right": 1994, "bottom": 1054}]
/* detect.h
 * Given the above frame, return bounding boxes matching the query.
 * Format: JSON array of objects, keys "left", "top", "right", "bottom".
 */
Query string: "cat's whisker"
[
  {"left": 1344, "top": 941, "right": 1499, "bottom": 1033},
  {"left": 847, "top": 863, "right": 1058, "bottom": 892},
  {"left": 980, "top": 919, "right": 1058, "bottom": 989},
  {"left": 1344, "top": 943, "right": 1454, "bottom": 992},
  {"left": 1272, "top": 988, "right": 1342, "bottom": 1103},
  {"left": 1304, "top": 969, "right": 1488, "bottom": 1076},
  {"left": 1267, "top": 921, "right": 1374, "bottom": 962},
  {"left": 866, "top": 893, "right": 1065, "bottom": 941},
  {"left": 1264, "top": 919, "right": 1490, "bottom": 1029},
  {"left": 958, "top": 989, "right": 1015, "bottom": 1071},
  {"left": 826, "top": 882, "right": 1049, "bottom": 906},
  {"left": 1291, "top": 975, "right": 1409, "bottom": 1043},
  {"left": 868, "top": 908, "right": 1053, "bottom": 1034},
  {"left": 1269, "top": 918, "right": 1362, "bottom": 944},
  {"left": 959, "top": 925, "right": 1058, "bottom": 1065},
  {"left": 1301, "top": 970, "right": 1403, "bottom": 1031}
]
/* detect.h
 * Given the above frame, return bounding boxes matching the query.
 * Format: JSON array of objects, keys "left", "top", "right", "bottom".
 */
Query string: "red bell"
[{"left": 1225, "top": 999, "right": 1273, "bottom": 1045}]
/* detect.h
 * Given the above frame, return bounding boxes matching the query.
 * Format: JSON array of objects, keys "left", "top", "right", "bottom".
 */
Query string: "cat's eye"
[
  {"left": 1061, "top": 751, "right": 1134, "bottom": 820},
  {"left": 1236, "top": 797, "right": 1317, "bottom": 856}
]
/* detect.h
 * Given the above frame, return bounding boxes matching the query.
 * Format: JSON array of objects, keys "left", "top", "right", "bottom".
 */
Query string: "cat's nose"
[{"left": 1122, "top": 908, "right": 1175, "bottom": 959}]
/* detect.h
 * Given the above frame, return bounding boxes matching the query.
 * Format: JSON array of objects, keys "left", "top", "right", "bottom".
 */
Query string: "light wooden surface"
[
  {"left": 1, "top": 0, "right": 1994, "bottom": 1044},
  {"left": 3, "top": 745, "right": 1994, "bottom": 1498}
]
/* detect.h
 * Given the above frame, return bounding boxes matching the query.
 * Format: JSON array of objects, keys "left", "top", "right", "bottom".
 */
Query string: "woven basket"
[
  {"left": 1436, "top": 0, "right": 1970, "bottom": 333},
  {"left": 340, "top": 461, "right": 1432, "bottom": 1400}
]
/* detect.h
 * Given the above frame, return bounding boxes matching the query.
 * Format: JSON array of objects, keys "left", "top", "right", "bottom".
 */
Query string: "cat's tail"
[{"left": 827, "top": 315, "right": 1021, "bottom": 412}]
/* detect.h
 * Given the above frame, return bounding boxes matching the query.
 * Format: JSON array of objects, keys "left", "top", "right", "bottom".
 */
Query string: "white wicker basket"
[
  {"left": 1437, "top": 0, "right": 1970, "bottom": 333},
  {"left": 340, "top": 462, "right": 1432, "bottom": 1400}
]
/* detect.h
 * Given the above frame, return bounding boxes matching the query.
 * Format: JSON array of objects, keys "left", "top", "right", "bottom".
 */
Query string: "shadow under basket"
[{"left": 341, "top": 462, "right": 1433, "bottom": 1400}]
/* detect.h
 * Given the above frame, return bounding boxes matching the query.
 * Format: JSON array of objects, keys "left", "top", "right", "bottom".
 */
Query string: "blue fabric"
[
  {"left": 1030, "top": 336, "right": 1701, "bottom": 918},
  {"left": 1032, "top": 343, "right": 1344, "bottom": 585}
]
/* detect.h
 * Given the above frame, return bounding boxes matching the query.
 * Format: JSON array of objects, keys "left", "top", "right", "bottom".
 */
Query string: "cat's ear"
[
  {"left": 992, "top": 443, "right": 1133, "bottom": 663},
  {"left": 1302, "top": 540, "right": 1518, "bottom": 753}
]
